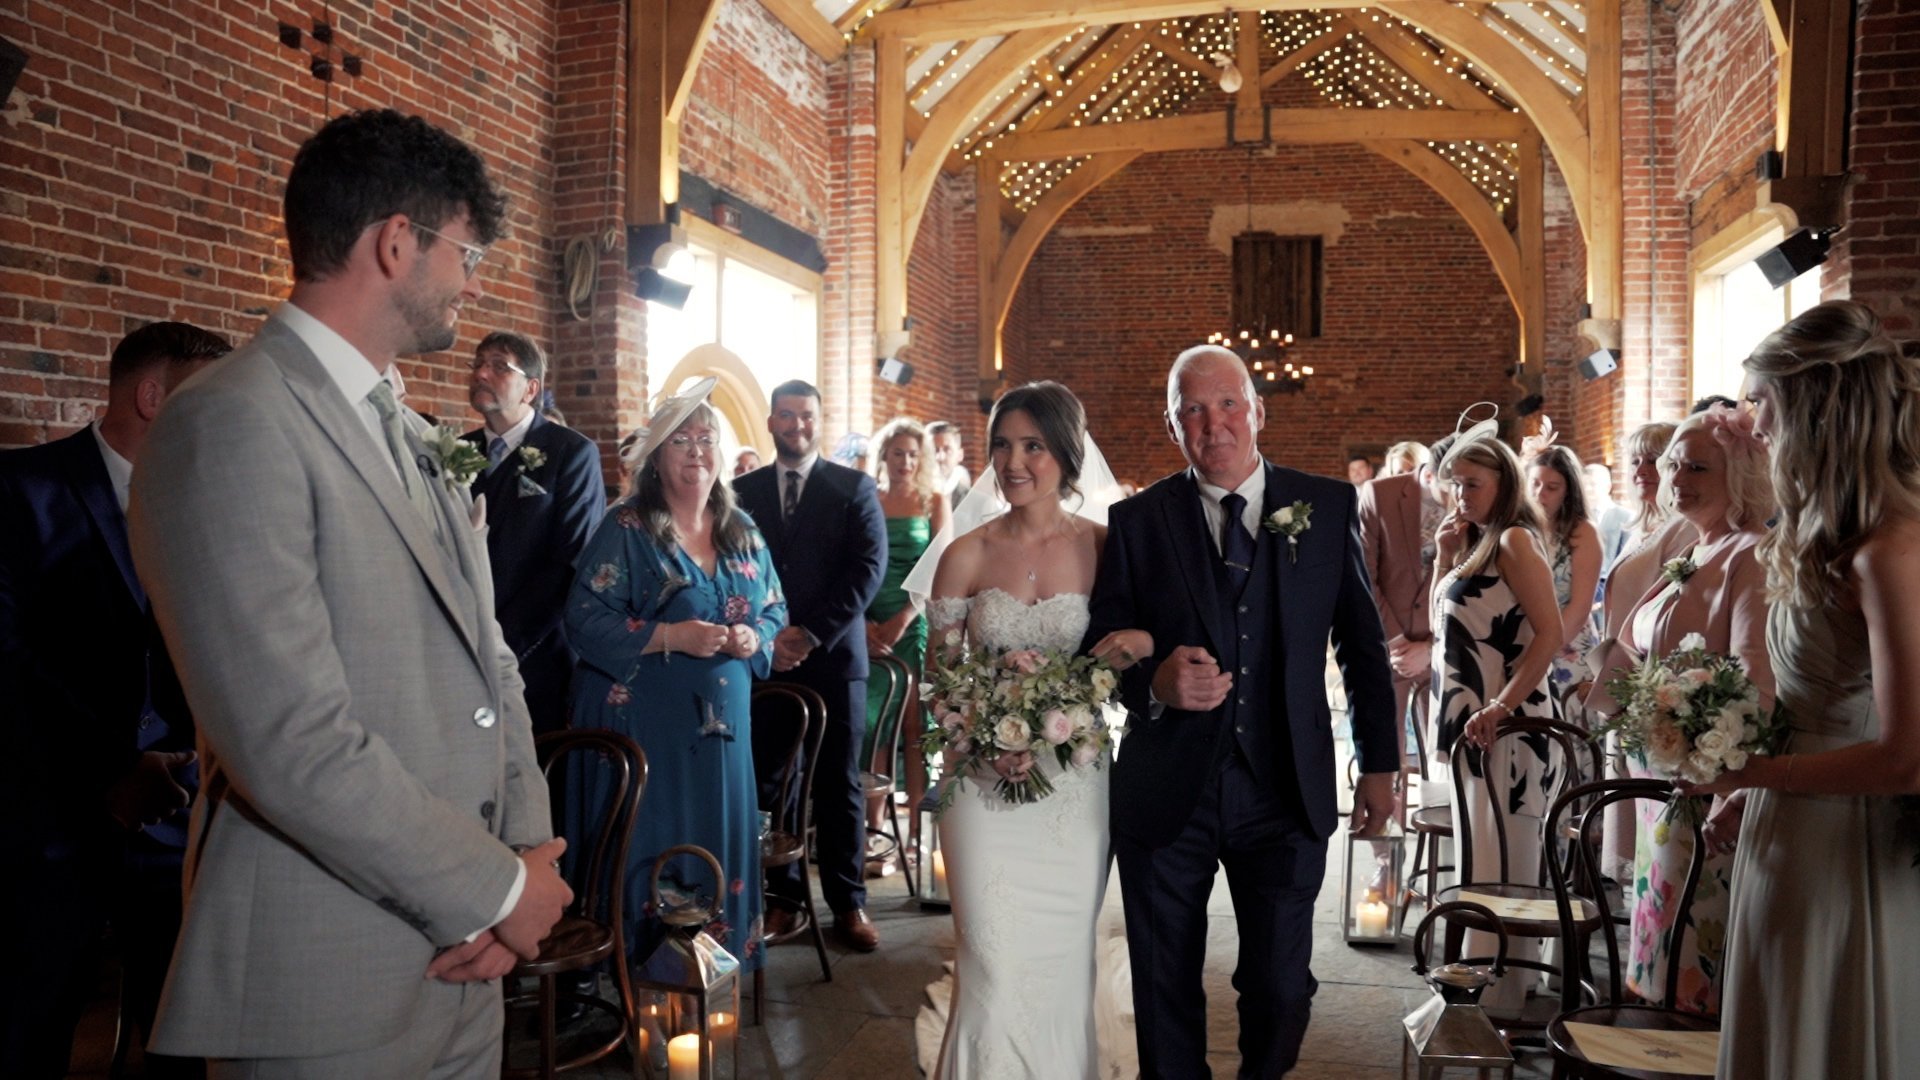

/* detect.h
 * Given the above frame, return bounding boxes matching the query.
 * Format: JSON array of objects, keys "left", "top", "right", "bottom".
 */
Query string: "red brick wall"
[
  {"left": 0, "top": 0, "right": 559, "bottom": 447},
  {"left": 878, "top": 167, "right": 977, "bottom": 439},
  {"left": 1838, "top": 0, "right": 1920, "bottom": 334},
  {"left": 822, "top": 42, "right": 876, "bottom": 445},
  {"left": 1004, "top": 144, "right": 1521, "bottom": 485}
]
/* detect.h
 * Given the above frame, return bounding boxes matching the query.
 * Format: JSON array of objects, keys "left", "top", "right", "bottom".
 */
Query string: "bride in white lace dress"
[{"left": 907, "top": 382, "right": 1149, "bottom": 1079}]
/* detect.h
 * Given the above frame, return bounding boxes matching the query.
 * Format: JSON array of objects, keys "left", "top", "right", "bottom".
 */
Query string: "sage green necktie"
[{"left": 366, "top": 380, "right": 441, "bottom": 536}]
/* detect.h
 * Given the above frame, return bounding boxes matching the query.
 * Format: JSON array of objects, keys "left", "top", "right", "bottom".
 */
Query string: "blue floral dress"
[{"left": 564, "top": 502, "right": 786, "bottom": 974}]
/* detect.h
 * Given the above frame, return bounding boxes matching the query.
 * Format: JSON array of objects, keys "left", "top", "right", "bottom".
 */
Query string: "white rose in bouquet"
[
  {"left": 1065, "top": 704, "right": 1094, "bottom": 734},
  {"left": 993, "top": 715, "right": 1032, "bottom": 752},
  {"left": 1071, "top": 742, "right": 1100, "bottom": 767},
  {"left": 1090, "top": 668, "right": 1118, "bottom": 702},
  {"left": 1695, "top": 728, "right": 1733, "bottom": 761},
  {"left": 1681, "top": 750, "right": 1721, "bottom": 785},
  {"left": 1723, "top": 748, "right": 1750, "bottom": 772},
  {"left": 1677, "top": 632, "right": 1707, "bottom": 652}
]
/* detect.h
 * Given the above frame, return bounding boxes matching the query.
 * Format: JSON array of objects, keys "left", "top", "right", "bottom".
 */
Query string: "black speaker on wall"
[
  {"left": 0, "top": 37, "right": 26, "bottom": 108},
  {"left": 1755, "top": 228, "right": 1831, "bottom": 288}
]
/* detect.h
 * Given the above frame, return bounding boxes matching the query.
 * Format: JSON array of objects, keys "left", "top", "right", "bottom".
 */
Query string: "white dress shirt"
[
  {"left": 274, "top": 302, "right": 524, "bottom": 939},
  {"left": 1192, "top": 465, "right": 1267, "bottom": 555},
  {"left": 482, "top": 408, "right": 536, "bottom": 460},
  {"left": 90, "top": 421, "right": 134, "bottom": 512}
]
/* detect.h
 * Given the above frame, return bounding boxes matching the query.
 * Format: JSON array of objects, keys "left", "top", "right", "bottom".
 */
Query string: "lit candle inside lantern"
[
  {"left": 668, "top": 1033, "right": 700, "bottom": 1080},
  {"left": 932, "top": 850, "right": 948, "bottom": 895},
  {"left": 1356, "top": 899, "right": 1391, "bottom": 938}
]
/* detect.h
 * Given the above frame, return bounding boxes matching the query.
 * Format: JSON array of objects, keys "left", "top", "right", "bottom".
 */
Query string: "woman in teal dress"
[
  {"left": 862, "top": 418, "right": 950, "bottom": 864},
  {"left": 565, "top": 379, "right": 785, "bottom": 975}
]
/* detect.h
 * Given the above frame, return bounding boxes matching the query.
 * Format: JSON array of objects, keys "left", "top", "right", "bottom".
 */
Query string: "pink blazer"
[
  {"left": 1356, "top": 473, "right": 1431, "bottom": 644},
  {"left": 1589, "top": 526, "right": 1775, "bottom": 713}
]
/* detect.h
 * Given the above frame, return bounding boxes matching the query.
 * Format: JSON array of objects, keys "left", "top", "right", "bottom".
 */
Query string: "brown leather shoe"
[
  {"left": 763, "top": 904, "right": 799, "bottom": 941},
  {"left": 833, "top": 907, "right": 880, "bottom": 953}
]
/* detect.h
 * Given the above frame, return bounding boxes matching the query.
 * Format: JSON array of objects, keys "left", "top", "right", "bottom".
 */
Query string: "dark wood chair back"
[
  {"left": 1545, "top": 776, "right": 1708, "bottom": 1012},
  {"left": 751, "top": 682, "right": 827, "bottom": 847},
  {"left": 535, "top": 729, "right": 649, "bottom": 967},
  {"left": 1450, "top": 716, "right": 1591, "bottom": 884},
  {"left": 867, "top": 654, "right": 913, "bottom": 783}
]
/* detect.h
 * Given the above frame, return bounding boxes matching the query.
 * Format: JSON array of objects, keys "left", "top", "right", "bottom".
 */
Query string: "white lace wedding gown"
[{"left": 916, "top": 588, "right": 1131, "bottom": 1080}]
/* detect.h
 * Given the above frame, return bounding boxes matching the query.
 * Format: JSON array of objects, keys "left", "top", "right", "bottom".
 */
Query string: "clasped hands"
[
  {"left": 667, "top": 619, "right": 759, "bottom": 659},
  {"left": 771, "top": 625, "right": 815, "bottom": 671},
  {"left": 425, "top": 836, "right": 574, "bottom": 983},
  {"left": 106, "top": 749, "right": 196, "bottom": 831}
]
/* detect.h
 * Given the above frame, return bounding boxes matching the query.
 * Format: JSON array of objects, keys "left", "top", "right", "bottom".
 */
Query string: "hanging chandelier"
[{"left": 1209, "top": 146, "right": 1312, "bottom": 394}]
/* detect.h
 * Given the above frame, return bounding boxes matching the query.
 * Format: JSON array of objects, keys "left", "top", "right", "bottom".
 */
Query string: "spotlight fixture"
[
  {"left": 1754, "top": 228, "right": 1830, "bottom": 288},
  {"left": 628, "top": 217, "right": 695, "bottom": 309}
]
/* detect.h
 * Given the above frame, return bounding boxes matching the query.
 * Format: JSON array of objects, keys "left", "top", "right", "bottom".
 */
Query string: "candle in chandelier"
[{"left": 668, "top": 1033, "right": 700, "bottom": 1080}]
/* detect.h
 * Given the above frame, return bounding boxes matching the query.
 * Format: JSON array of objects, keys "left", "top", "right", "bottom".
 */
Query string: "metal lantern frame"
[
  {"left": 1402, "top": 900, "right": 1516, "bottom": 1080},
  {"left": 631, "top": 844, "right": 740, "bottom": 1080},
  {"left": 1342, "top": 816, "right": 1407, "bottom": 946},
  {"left": 916, "top": 778, "right": 951, "bottom": 910}
]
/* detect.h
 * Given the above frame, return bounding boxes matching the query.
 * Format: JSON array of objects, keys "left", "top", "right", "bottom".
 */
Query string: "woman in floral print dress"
[{"left": 565, "top": 380, "right": 786, "bottom": 974}]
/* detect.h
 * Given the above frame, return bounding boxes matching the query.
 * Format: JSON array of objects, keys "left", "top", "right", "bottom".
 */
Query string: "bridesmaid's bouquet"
[
  {"left": 1598, "top": 632, "right": 1787, "bottom": 825},
  {"left": 921, "top": 638, "right": 1118, "bottom": 806}
]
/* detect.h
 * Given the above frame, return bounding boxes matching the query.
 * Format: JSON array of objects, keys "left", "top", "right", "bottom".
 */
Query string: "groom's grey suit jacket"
[{"left": 128, "top": 318, "right": 550, "bottom": 1058}]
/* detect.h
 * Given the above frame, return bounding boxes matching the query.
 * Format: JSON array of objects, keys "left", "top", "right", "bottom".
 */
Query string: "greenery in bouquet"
[
  {"left": 1598, "top": 632, "right": 1788, "bottom": 825},
  {"left": 921, "top": 636, "right": 1119, "bottom": 807}
]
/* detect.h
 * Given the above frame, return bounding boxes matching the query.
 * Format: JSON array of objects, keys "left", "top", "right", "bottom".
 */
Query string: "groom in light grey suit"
[{"left": 128, "top": 110, "right": 571, "bottom": 1077}]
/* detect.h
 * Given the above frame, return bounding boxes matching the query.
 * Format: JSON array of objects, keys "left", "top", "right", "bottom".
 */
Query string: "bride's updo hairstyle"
[
  {"left": 1745, "top": 300, "right": 1920, "bottom": 608},
  {"left": 989, "top": 380, "right": 1087, "bottom": 502}
]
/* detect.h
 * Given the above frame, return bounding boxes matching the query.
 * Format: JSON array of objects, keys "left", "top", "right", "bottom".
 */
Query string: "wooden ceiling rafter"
[
  {"left": 1260, "top": 20, "right": 1344, "bottom": 87},
  {"left": 863, "top": 0, "right": 1500, "bottom": 46},
  {"left": 1342, "top": 13, "right": 1506, "bottom": 109},
  {"left": 982, "top": 106, "right": 1534, "bottom": 160}
]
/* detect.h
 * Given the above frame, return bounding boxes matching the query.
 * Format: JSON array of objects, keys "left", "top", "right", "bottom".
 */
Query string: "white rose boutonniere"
[
  {"left": 1262, "top": 499, "right": 1313, "bottom": 563},
  {"left": 518, "top": 445, "right": 547, "bottom": 471},
  {"left": 422, "top": 426, "right": 487, "bottom": 490},
  {"left": 1661, "top": 556, "right": 1698, "bottom": 586}
]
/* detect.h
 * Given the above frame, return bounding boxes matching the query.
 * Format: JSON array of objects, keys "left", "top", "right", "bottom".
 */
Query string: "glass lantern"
[
  {"left": 916, "top": 781, "right": 951, "bottom": 910},
  {"left": 631, "top": 845, "right": 740, "bottom": 1080},
  {"left": 1402, "top": 900, "right": 1515, "bottom": 1079},
  {"left": 1342, "top": 816, "right": 1406, "bottom": 946}
]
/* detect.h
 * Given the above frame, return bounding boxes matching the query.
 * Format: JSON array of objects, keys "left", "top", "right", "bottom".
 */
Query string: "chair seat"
[
  {"left": 514, "top": 914, "right": 616, "bottom": 977},
  {"left": 861, "top": 769, "right": 893, "bottom": 795},
  {"left": 1434, "top": 882, "right": 1605, "bottom": 936},
  {"left": 1546, "top": 1003, "right": 1719, "bottom": 1080},
  {"left": 762, "top": 829, "right": 804, "bottom": 868},
  {"left": 1410, "top": 805, "right": 1453, "bottom": 835}
]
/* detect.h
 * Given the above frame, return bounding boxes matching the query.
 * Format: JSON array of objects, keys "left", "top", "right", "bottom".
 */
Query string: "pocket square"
[{"left": 517, "top": 474, "right": 548, "bottom": 498}]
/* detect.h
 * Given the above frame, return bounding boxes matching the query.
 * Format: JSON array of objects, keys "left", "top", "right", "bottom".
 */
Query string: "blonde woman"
[
  {"left": 1692, "top": 301, "right": 1920, "bottom": 1078},
  {"left": 1383, "top": 439, "right": 1431, "bottom": 477},
  {"left": 862, "top": 418, "right": 950, "bottom": 868},
  {"left": 1434, "top": 431, "right": 1563, "bottom": 1016}
]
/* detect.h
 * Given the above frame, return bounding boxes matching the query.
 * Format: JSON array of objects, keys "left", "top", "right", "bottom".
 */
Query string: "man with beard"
[
  {"left": 460, "top": 331, "right": 604, "bottom": 736},
  {"left": 128, "top": 109, "right": 569, "bottom": 1076},
  {"left": 733, "top": 381, "right": 888, "bottom": 951}
]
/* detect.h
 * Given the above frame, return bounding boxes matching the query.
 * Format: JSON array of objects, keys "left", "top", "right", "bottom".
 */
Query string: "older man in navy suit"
[
  {"left": 734, "top": 379, "right": 887, "bottom": 951},
  {"left": 460, "top": 331, "right": 604, "bottom": 735},
  {"left": 0, "top": 321, "right": 229, "bottom": 1077},
  {"left": 1085, "top": 345, "right": 1400, "bottom": 1078}
]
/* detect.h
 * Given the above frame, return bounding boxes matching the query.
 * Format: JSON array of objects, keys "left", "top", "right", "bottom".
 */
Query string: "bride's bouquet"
[
  {"left": 921, "top": 637, "right": 1118, "bottom": 806},
  {"left": 1597, "top": 632, "right": 1786, "bottom": 825}
]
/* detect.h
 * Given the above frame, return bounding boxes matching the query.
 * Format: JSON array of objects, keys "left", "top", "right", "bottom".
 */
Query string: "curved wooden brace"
[
  {"left": 1360, "top": 140, "right": 1523, "bottom": 315},
  {"left": 981, "top": 151, "right": 1143, "bottom": 382},
  {"left": 903, "top": 28, "right": 1063, "bottom": 258},
  {"left": 1380, "top": 0, "right": 1591, "bottom": 237}
]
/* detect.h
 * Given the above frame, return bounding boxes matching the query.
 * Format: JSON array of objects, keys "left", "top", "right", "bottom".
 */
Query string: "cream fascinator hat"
[
  {"left": 1439, "top": 400, "right": 1502, "bottom": 472},
  {"left": 619, "top": 376, "right": 719, "bottom": 470}
]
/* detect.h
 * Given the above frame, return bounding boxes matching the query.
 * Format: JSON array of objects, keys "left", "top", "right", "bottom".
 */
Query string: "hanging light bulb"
[{"left": 1211, "top": 52, "right": 1244, "bottom": 94}]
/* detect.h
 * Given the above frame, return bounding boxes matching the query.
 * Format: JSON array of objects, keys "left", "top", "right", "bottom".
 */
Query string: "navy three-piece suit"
[
  {"left": 461, "top": 413, "right": 606, "bottom": 734},
  {"left": 0, "top": 428, "right": 196, "bottom": 1075},
  {"left": 1084, "top": 462, "right": 1399, "bottom": 1078}
]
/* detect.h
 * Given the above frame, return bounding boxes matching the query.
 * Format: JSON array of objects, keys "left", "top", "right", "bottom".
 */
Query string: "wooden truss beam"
[
  {"left": 627, "top": 0, "right": 720, "bottom": 223},
  {"left": 1344, "top": 14, "right": 1504, "bottom": 110},
  {"left": 759, "top": 0, "right": 847, "bottom": 61},
  {"left": 984, "top": 106, "right": 1532, "bottom": 160},
  {"left": 866, "top": 0, "right": 1493, "bottom": 47}
]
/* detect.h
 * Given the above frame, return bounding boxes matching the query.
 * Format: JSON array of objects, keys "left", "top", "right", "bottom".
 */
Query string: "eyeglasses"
[
  {"left": 667, "top": 434, "right": 718, "bottom": 455},
  {"left": 413, "top": 223, "right": 488, "bottom": 279},
  {"left": 467, "top": 355, "right": 528, "bottom": 378}
]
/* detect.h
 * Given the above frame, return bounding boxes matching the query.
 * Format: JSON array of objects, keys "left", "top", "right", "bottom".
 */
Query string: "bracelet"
[{"left": 1483, "top": 698, "right": 1513, "bottom": 718}]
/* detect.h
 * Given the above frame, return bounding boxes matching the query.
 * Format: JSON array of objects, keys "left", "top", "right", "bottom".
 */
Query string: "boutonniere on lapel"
[
  {"left": 515, "top": 445, "right": 548, "bottom": 497},
  {"left": 1263, "top": 500, "right": 1313, "bottom": 564},
  {"left": 422, "top": 426, "right": 486, "bottom": 491},
  {"left": 1661, "top": 556, "right": 1698, "bottom": 585}
]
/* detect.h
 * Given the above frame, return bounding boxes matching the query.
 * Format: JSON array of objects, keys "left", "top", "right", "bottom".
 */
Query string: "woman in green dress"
[{"left": 863, "top": 418, "right": 951, "bottom": 870}]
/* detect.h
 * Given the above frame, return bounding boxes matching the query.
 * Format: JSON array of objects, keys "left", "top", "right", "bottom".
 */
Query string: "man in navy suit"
[
  {"left": 1085, "top": 346, "right": 1400, "bottom": 1078},
  {"left": 460, "top": 331, "right": 605, "bottom": 735},
  {"left": 734, "top": 380, "right": 888, "bottom": 951},
  {"left": 0, "top": 320, "right": 230, "bottom": 1077}
]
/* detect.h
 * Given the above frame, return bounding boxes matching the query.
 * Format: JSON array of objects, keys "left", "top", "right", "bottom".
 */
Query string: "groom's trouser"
[
  {"left": 206, "top": 978, "right": 501, "bottom": 1079},
  {"left": 1115, "top": 751, "right": 1325, "bottom": 1079}
]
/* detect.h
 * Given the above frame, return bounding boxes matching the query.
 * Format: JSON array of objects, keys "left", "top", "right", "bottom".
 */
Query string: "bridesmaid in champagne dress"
[{"left": 1691, "top": 302, "right": 1920, "bottom": 1079}]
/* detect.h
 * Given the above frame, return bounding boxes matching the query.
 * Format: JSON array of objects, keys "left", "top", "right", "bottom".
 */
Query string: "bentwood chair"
[
  {"left": 1433, "top": 718, "right": 1606, "bottom": 1040},
  {"left": 1543, "top": 777, "right": 1719, "bottom": 1079},
  {"left": 863, "top": 653, "right": 919, "bottom": 897},
  {"left": 750, "top": 682, "right": 832, "bottom": 1023},
  {"left": 502, "top": 730, "right": 649, "bottom": 1079}
]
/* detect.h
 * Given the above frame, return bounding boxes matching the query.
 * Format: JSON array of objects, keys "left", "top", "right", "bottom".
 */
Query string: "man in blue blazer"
[
  {"left": 734, "top": 379, "right": 888, "bottom": 951},
  {"left": 1084, "top": 346, "right": 1400, "bottom": 1078},
  {"left": 460, "top": 331, "right": 605, "bottom": 735},
  {"left": 0, "top": 321, "right": 229, "bottom": 1077}
]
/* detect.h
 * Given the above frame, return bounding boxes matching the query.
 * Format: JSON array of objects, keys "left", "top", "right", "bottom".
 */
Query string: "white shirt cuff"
[{"left": 464, "top": 859, "right": 527, "bottom": 943}]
